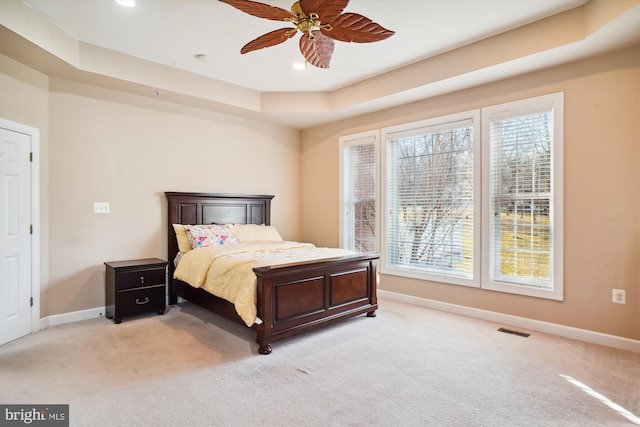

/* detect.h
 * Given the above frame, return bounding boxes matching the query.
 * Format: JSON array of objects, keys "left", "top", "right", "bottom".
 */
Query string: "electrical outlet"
[
  {"left": 93, "top": 202, "right": 110, "bottom": 214},
  {"left": 612, "top": 289, "right": 625, "bottom": 304}
]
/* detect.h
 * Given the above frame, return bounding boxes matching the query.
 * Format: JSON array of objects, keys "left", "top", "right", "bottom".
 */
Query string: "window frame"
[
  {"left": 380, "top": 110, "right": 482, "bottom": 288},
  {"left": 339, "top": 130, "right": 380, "bottom": 252},
  {"left": 481, "top": 92, "right": 564, "bottom": 300},
  {"left": 339, "top": 93, "right": 564, "bottom": 301}
]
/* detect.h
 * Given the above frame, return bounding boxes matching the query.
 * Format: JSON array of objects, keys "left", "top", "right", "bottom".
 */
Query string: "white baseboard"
[
  {"left": 37, "top": 293, "right": 639, "bottom": 353},
  {"left": 378, "top": 290, "right": 640, "bottom": 353},
  {"left": 39, "top": 306, "right": 105, "bottom": 330},
  {"left": 38, "top": 296, "right": 174, "bottom": 329}
]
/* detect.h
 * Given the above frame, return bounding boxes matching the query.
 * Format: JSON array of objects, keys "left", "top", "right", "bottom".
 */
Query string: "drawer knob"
[
  {"left": 135, "top": 297, "right": 150, "bottom": 305},
  {"left": 140, "top": 276, "right": 145, "bottom": 284}
]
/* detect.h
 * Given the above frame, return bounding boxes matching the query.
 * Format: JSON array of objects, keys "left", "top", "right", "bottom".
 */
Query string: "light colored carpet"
[{"left": 1, "top": 298, "right": 638, "bottom": 426}]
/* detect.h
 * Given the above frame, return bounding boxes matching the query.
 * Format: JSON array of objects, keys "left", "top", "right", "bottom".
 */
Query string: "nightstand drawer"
[
  {"left": 117, "top": 268, "right": 166, "bottom": 290},
  {"left": 116, "top": 285, "right": 165, "bottom": 316}
]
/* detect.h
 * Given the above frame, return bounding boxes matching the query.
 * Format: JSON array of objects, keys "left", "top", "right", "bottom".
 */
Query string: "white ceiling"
[
  {"left": 6, "top": 0, "right": 640, "bottom": 128},
  {"left": 22, "top": 0, "right": 590, "bottom": 92}
]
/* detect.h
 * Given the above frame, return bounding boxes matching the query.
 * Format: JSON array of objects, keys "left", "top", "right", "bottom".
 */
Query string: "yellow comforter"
[{"left": 174, "top": 241, "right": 355, "bottom": 326}]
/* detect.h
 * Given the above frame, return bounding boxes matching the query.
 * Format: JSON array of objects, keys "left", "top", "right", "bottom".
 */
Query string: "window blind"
[
  {"left": 385, "top": 119, "right": 474, "bottom": 279},
  {"left": 489, "top": 112, "right": 553, "bottom": 288},
  {"left": 342, "top": 137, "right": 377, "bottom": 252}
]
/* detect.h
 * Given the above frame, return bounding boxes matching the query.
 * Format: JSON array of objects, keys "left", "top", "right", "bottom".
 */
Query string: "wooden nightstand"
[{"left": 105, "top": 258, "right": 167, "bottom": 324}]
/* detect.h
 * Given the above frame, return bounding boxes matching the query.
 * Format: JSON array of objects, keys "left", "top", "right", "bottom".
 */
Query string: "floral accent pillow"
[{"left": 183, "top": 224, "right": 239, "bottom": 249}]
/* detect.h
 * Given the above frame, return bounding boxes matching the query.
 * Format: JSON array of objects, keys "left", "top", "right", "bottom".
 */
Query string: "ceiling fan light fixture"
[{"left": 219, "top": 0, "right": 394, "bottom": 69}]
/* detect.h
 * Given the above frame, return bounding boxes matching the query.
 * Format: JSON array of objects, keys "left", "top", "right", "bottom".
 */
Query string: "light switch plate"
[{"left": 93, "top": 202, "right": 110, "bottom": 214}]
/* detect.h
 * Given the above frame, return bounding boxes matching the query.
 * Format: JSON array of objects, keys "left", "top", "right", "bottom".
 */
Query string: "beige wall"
[
  {"left": 44, "top": 80, "right": 301, "bottom": 317},
  {"left": 1, "top": 55, "right": 301, "bottom": 317},
  {"left": 301, "top": 46, "right": 640, "bottom": 340},
  {"left": 2, "top": 44, "right": 639, "bottom": 341}
]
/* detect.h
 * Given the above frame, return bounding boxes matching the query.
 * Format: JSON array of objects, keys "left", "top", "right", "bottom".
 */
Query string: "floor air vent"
[{"left": 497, "top": 327, "right": 530, "bottom": 338}]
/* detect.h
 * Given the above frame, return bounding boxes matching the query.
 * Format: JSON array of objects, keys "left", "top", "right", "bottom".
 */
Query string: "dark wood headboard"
[{"left": 165, "top": 192, "right": 274, "bottom": 280}]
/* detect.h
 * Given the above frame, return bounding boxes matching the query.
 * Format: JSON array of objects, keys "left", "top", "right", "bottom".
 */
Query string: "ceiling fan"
[{"left": 219, "top": 0, "right": 395, "bottom": 69}]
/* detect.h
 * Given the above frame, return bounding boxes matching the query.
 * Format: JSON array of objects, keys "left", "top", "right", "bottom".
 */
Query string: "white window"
[
  {"left": 339, "top": 131, "right": 379, "bottom": 252},
  {"left": 482, "top": 93, "right": 564, "bottom": 300},
  {"left": 340, "top": 93, "right": 563, "bottom": 300},
  {"left": 381, "top": 111, "right": 481, "bottom": 287}
]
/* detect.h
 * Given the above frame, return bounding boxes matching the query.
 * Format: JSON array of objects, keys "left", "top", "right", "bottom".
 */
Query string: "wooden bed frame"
[{"left": 166, "top": 192, "right": 379, "bottom": 354}]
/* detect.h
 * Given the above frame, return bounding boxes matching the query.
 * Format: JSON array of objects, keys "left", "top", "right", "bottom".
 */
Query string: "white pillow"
[
  {"left": 227, "top": 224, "right": 283, "bottom": 242},
  {"left": 172, "top": 224, "right": 192, "bottom": 253}
]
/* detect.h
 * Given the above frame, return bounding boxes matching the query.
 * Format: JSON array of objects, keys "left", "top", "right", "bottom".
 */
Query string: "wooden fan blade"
[
  {"left": 299, "top": 0, "right": 347, "bottom": 22},
  {"left": 219, "top": 0, "right": 295, "bottom": 22},
  {"left": 240, "top": 28, "right": 296, "bottom": 54},
  {"left": 298, "top": 0, "right": 327, "bottom": 15},
  {"left": 299, "top": 31, "right": 335, "bottom": 68},
  {"left": 322, "top": 12, "right": 394, "bottom": 43},
  {"left": 314, "top": 0, "right": 349, "bottom": 23}
]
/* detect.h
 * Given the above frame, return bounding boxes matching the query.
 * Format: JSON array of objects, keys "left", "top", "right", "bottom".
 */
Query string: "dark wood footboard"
[{"left": 253, "top": 254, "right": 378, "bottom": 354}]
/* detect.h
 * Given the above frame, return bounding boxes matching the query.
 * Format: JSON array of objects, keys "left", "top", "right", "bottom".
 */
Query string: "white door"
[{"left": 0, "top": 125, "right": 33, "bottom": 345}]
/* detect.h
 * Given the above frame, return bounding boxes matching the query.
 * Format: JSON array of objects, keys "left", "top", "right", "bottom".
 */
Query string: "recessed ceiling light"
[
  {"left": 115, "top": 0, "right": 135, "bottom": 7},
  {"left": 293, "top": 61, "right": 306, "bottom": 70}
]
